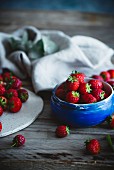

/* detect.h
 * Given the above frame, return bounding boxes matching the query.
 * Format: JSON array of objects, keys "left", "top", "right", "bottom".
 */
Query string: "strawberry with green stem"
[
  {"left": 8, "top": 97, "right": 22, "bottom": 113},
  {"left": 0, "top": 96, "right": 8, "bottom": 110},
  {"left": 78, "top": 82, "right": 92, "bottom": 94},
  {"left": 85, "top": 139, "right": 101, "bottom": 155},
  {"left": 71, "top": 70, "right": 85, "bottom": 83},
  {"left": 56, "top": 125, "right": 70, "bottom": 138},
  {"left": 12, "top": 134, "right": 26, "bottom": 147},
  {"left": 18, "top": 89, "right": 29, "bottom": 102},
  {"left": 66, "top": 91, "right": 80, "bottom": 104},
  {"left": 66, "top": 76, "right": 79, "bottom": 91}
]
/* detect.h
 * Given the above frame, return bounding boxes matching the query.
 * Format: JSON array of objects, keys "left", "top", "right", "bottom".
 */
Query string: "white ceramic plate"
[{"left": 0, "top": 89, "right": 44, "bottom": 137}]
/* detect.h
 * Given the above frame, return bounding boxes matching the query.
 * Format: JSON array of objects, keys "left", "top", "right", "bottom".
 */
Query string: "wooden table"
[{"left": 0, "top": 10, "right": 114, "bottom": 170}]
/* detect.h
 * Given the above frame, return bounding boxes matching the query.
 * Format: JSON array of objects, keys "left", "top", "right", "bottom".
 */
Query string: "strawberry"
[
  {"left": 78, "top": 82, "right": 91, "bottom": 94},
  {"left": 2, "top": 71, "right": 13, "bottom": 82},
  {"left": 8, "top": 97, "right": 22, "bottom": 113},
  {"left": 55, "top": 88, "right": 66, "bottom": 100},
  {"left": 91, "top": 75, "right": 103, "bottom": 81},
  {"left": 66, "top": 91, "right": 80, "bottom": 104},
  {"left": 0, "top": 84, "right": 5, "bottom": 96},
  {"left": 0, "top": 122, "right": 2, "bottom": 132},
  {"left": 58, "top": 82, "right": 66, "bottom": 90},
  {"left": 106, "top": 115, "right": 114, "bottom": 129},
  {"left": 85, "top": 139, "right": 100, "bottom": 155},
  {"left": 71, "top": 70, "right": 85, "bottom": 83},
  {"left": 92, "top": 89, "right": 105, "bottom": 101},
  {"left": 88, "top": 79, "right": 103, "bottom": 89},
  {"left": 18, "top": 89, "right": 29, "bottom": 102},
  {"left": 55, "top": 125, "right": 70, "bottom": 138},
  {"left": 12, "top": 134, "right": 25, "bottom": 147},
  {"left": 81, "top": 93, "right": 97, "bottom": 104},
  {"left": 100, "top": 71, "right": 110, "bottom": 81},
  {"left": 6, "top": 76, "right": 22, "bottom": 90},
  {"left": 108, "top": 69, "right": 114, "bottom": 79},
  {"left": 107, "top": 80, "right": 114, "bottom": 90},
  {"left": 0, "top": 106, "right": 3, "bottom": 116},
  {"left": 5, "top": 89, "right": 18, "bottom": 99},
  {"left": 66, "top": 76, "right": 79, "bottom": 91},
  {"left": 0, "top": 96, "right": 8, "bottom": 110}
]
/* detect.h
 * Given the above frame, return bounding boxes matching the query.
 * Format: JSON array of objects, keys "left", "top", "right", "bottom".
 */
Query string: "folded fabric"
[{"left": 0, "top": 26, "right": 114, "bottom": 93}]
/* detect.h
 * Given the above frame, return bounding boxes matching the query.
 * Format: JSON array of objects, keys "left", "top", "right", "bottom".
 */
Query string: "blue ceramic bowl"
[{"left": 51, "top": 78, "right": 114, "bottom": 127}]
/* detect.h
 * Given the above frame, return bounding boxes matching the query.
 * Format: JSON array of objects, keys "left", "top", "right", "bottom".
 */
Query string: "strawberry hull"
[{"left": 51, "top": 78, "right": 114, "bottom": 128}]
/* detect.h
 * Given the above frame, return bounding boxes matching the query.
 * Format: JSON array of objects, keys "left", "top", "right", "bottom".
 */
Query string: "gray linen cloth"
[{"left": 0, "top": 26, "right": 114, "bottom": 93}]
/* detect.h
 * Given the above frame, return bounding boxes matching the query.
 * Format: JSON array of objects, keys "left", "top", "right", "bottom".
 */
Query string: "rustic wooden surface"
[{"left": 0, "top": 10, "right": 114, "bottom": 170}]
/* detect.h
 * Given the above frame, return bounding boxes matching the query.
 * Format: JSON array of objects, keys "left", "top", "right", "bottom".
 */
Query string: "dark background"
[{"left": 0, "top": 0, "right": 114, "bottom": 14}]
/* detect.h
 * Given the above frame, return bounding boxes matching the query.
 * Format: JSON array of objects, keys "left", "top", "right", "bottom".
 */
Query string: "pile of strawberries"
[
  {"left": 55, "top": 69, "right": 114, "bottom": 104},
  {"left": 0, "top": 70, "right": 29, "bottom": 132}
]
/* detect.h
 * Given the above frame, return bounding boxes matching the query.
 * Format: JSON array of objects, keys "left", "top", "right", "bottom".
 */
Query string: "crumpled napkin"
[{"left": 0, "top": 26, "right": 114, "bottom": 93}]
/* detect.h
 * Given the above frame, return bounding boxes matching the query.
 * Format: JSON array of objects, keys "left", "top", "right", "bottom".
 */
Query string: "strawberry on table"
[
  {"left": 66, "top": 91, "right": 80, "bottom": 104},
  {"left": 12, "top": 134, "right": 26, "bottom": 147},
  {"left": 78, "top": 82, "right": 91, "bottom": 94},
  {"left": 100, "top": 71, "right": 110, "bottom": 81},
  {"left": 18, "top": 89, "right": 29, "bottom": 103},
  {"left": 88, "top": 79, "right": 103, "bottom": 89},
  {"left": 0, "top": 106, "right": 3, "bottom": 116},
  {"left": 71, "top": 70, "right": 85, "bottom": 83},
  {"left": 5, "top": 89, "right": 18, "bottom": 99},
  {"left": 0, "top": 122, "right": 2, "bottom": 132},
  {"left": 108, "top": 69, "right": 114, "bottom": 79},
  {"left": 92, "top": 89, "right": 105, "bottom": 101},
  {"left": 66, "top": 76, "right": 79, "bottom": 91},
  {"left": 55, "top": 125, "right": 70, "bottom": 138},
  {"left": 85, "top": 139, "right": 100, "bottom": 155},
  {"left": 8, "top": 97, "right": 22, "bottom": 113},
  {"left": 0, "top": 96, "right": 8, "bottom": 110},
  {"left": 81, "top": 93, "right": 97, "bottom": 104}
]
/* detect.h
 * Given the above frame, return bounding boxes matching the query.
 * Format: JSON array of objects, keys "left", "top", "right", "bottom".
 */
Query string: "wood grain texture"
[{"left": 0, "top": 10, "right": 114, "bottom": 170}]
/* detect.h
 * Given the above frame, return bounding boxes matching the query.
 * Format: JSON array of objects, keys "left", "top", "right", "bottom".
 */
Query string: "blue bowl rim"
[{"left": 52, "top": 77, "right": 114, "bottom": 107}]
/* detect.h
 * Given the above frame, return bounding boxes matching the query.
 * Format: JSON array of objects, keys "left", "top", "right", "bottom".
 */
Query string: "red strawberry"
[
  {"left": 108, "top": 69, "right": 114, "bottom": 79},
  {"left": 55, "top": 88, "right": 66, "bottom": 100},
  {"left": 5, "top": 89, "right": 18, "bottom": 99},
  {"left": 8, "top": 97, "right": 22, "bottom": 113},
  {"left": 66, "top": 91, "right": 80, "bottom": 104},
  {"left": 66, "top": 76, "right": 79, "bottom": 91},
  {"left": 88, "top": 79, "right": 103, "bottom": 89},
  {"left": 55, "top": 125, "right": 70, "bottom": 138},
  {"left": 92, "top": 89, "right": 105, "bottom": 101},
  {"left": 85, "top": 139, "right": 100, "bottom": 155},
  {"left": 81, "top": 93, "right": 97, "bottom": 104},
  {"left": 107, "top": 80, "right": 114, "bottom": 90},
  {"left": 18, "top": 89, "right": 29, "bottom": 102},
  {"left": 100, "top": 71, "right": 110, "bottom": 81},
  {"left": 0, "top": 84, "right": 5, "bottom": 96},
  {"left": 2, "top": 71, "right": 13, "bottom": 82},
  {"left": 71, "top": 70, "right": 85, "bottom": 83},
  {"left": 91, "top": 75, "right": 103, "bottom": 81},
  {"left": 0, "top": 122, "right": 2, "bottom": 132},
  {"left": 6, "top": 76, "right": 22, "bottom": 90},
  {"left": 78, "top": 82, "right": 91, "bottom": 94},
  {"left": 107, "top": 115, "right": 114, "bottom": 129},
  {"left": 0, "top": 106, "right": 3, "bottom": 116},
  {"left": 0, "top": 96, "right": 8, "bottom": 110},
  {"left": 12, "top": 134, "right": 25, "bottom": 147}
]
